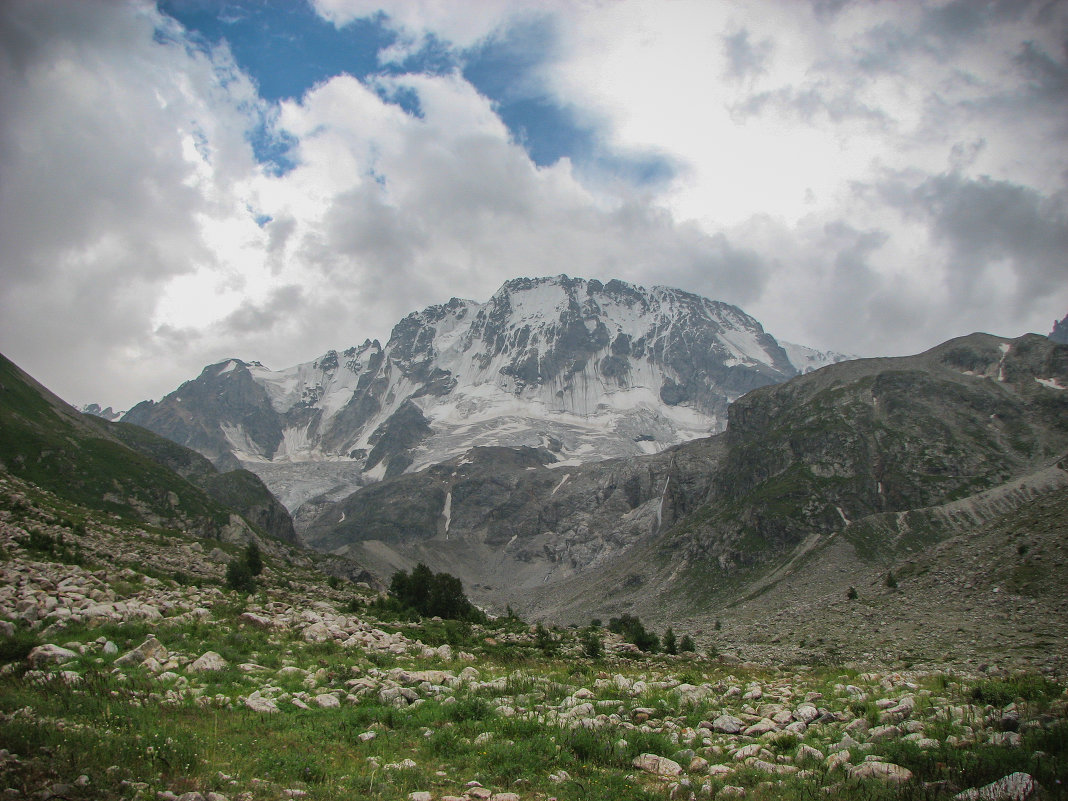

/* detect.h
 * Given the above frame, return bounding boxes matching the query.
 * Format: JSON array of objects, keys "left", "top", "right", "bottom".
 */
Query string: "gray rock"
[
  {"left": 189, "top": 651, "right": 227, "bottom": 672},
  {"left": 633, "top": 753, "right": 683, "bottom": 776},
  {"left": 848, "top": 762, "right": 913, "bottom": 783},
  {"left": 27, "top": 644, "right": 79, "bottom": 667},
  {"left": 953, "top": 772, "right": 1037, "bottom": 801},
  {"left": 712, "top": 714, "right": 744, "bottom": 734}
]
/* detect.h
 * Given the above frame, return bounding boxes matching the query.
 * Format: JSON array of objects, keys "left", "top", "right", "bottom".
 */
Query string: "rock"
[
  {"left": 114, "top": 636, "right": 167, "bottom": 667},
  {"left": 245, "top": 691, "right": 279, "bottom": 713},
  {"left": 489, "top": 795, "right": 520, "bottom": 801},
  {"left": 953, "top": 772, "right": 1037, "bottom": 801},
  {"left": 796, "top": 744, "right": 824, "bottom": 764},
  {"left": 742, "top": 718, "right": 778, "bottom": 737},
  {"left": 716, "top": 787, "right": 746, "bottom": 799},
  {"left": 867, "top": 724, "right": 901, "bottom": 742},
  {"left": 848, "top": 762, "right": 913, "bottom": 783},
  {"left": 408, "top": 793, "right": 432, "bottom": 801},
  {"left": 189, "top": 651, "right": 228, "bottom": 672},
  {"left": 176, "top": 793, "right": 205, "bottom": 801},
  {"left": 712, "top": 714, "right": 744, "bottom": 734},
  {"left": 794, "top": 704, "right": 819, "bottom": 723},
  {"left": 27, "top": 644, "right": 79, "bottom": 667},
  {"left": 315, "top": 694, "right": 341, "bottom": 709},
  {"left": 633, "top": 753, "right": 683, "bottom": 777}
]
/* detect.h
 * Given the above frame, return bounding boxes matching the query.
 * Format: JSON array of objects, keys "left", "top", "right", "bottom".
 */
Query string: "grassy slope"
[
  {"left": 1, "top": 474, "right": 1065, "bottom": 801},
  {"left": 0, "top": 353, "right": 288, "bottom": 541}
]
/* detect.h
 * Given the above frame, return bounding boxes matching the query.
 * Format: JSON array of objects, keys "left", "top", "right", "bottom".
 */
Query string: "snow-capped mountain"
[{"left": 123, "top": 276, "right": 852, "bottom": 509}]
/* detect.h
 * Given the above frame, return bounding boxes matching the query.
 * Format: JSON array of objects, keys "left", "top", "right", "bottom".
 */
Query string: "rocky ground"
[{"left": 1, "top": 472, "right": 1066, "bottom": 801}]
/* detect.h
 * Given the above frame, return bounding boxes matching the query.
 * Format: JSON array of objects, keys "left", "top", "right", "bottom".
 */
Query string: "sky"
[{"left": 1, "top": 0, "right": 1066, "bottom": 410}]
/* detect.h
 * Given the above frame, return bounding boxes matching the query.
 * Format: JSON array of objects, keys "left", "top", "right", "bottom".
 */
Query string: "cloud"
[
  {"left": 0, "top": 0, "right": 266, "bottom": 405},
  {"left": 722, "top": 28, "right": 773, "bottom": 80},
  {"left": 879, "top": 171, "right": 1068, "bottom": 309}
]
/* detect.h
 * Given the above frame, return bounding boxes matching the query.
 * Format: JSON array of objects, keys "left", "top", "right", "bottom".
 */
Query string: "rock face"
[
  {"left": 122, "top": 276, "right": 848, "bottom": 509},
  {"left": 1050, "top": 312, "right": 1068, "bottom": 345},
  {"left": 304, "top": 332, "right": 1068, "bottom": 647}
]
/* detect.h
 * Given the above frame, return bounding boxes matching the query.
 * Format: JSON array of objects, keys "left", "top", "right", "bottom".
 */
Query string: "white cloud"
[{"left": 1, "top": 0, "right": 1065, "bottom": 413}]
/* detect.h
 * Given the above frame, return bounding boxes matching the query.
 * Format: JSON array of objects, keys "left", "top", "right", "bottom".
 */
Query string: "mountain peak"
[{"left": 123, "top": 277, "right": 852, "bottom": 509}]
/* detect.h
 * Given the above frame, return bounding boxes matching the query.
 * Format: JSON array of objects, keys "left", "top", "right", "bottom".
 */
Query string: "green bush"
[
  {"left": 388, "top": 563, "right": 484, "bottom": 622},
  {"left": 225, "top": 558, "right": 256, "bottom": 594},
  {"left": 608, "top": 614, "right": 659, "bottom": 653},
  {"left": 581, "top": 628, "right": 603, "bottom": 659},
  {"left": 679, "top": 634, "right": 696, "bottom": 653},
  {"left": 663, "top": 627, "right": 677, "bottom": 655}
]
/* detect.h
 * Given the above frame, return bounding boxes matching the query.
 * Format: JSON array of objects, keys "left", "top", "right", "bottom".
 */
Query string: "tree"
[
  {"left": 244, "top": 541, "right": 263, "bottom": 576},
  {"left": 226, "top": 558, "right": 256, "bottom": 594},
  {"left": 388, "top": 563, "right": 483, "bottom": 622},
  {"left": 679, "top": 634, "right": 696, "bottom": 653},
  {"left": 847, "top": 585, "right": 859, "bottom": 600},
  {"left": 608, "top": 614, "right": 659, "bottom": 653},
  {"left": 581, "top": 628, "right": 602, "bottom": 659},
  {"left": 663, "top": 627, "right": 678, "bottom": 655},
  {"left": 885, "top": 571, "right": 898, "bottom": 590}
]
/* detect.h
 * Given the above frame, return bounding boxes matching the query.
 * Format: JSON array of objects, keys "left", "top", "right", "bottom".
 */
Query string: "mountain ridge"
[{"left": 121, "top": 275, "right": 852, "bottom": 509}]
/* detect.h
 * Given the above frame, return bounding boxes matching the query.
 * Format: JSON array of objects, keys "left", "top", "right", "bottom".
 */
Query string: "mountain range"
[
  {"left": 6, "top": 278, "right": 1067, "bottom": 670},
  {"left": 120, "top": 276, "right": 850, "bottom": 510}
]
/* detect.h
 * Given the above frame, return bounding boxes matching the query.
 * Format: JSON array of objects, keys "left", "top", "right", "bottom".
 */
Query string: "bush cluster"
[{"left": 384, "top": 563, "right": 484, "bottom": 622}]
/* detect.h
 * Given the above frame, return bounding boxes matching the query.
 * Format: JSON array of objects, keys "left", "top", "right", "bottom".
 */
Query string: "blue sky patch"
[{"left": 157, "top": 1, "right": 676, "bottom": 186}]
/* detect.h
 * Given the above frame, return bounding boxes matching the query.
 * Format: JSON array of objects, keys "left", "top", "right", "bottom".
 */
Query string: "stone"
[
  {"left": 867, "top": 724, "right": 901, "bottom": 742},
  {"left": 633, "top": 753, "right": 683, "bottom": 777},
  {"left": 189, "top": 651, "right": 228, "bottom": 672},
  {"left": 408, "top": 793, "right": 432, "bottom": 801},
  {"left": 794, "top": 704, "right": 819, "bottom": 723},
  {"left": 712, "top": 714, "right": 744, "bottom": 734},
  {"left": 489, "top": 795, "right": 520, "bottom": 801},
  {"left": 27, "top": 644, "right": 79, "bottom": 667},
  {"left": 953, "top": 772, "right": 1037, "bottom": 801},
  {"left": 114, "top": 636, "right": 167, "bottom": 667},
  {"left": 315, "top": 693, "right": 341, "bottom": 709},
  {"left": 245, "top": 691, "right": 279, "bottom": 713},
  {"left": 848, "top": 762, "right": 913, "bottom": 783},
  {"left": 742, "top": 718, "right": 778, "bottom": 737},
  {"left": 716, "top": 788, "right": 745, "bottom": 799}
]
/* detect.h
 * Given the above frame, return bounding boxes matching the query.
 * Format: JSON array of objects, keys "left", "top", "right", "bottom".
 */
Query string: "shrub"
[
  {"left": 225, "top": 558, "right": 256, "bottom": 594},
  {"left": 847, "top": 585, "right": 859, "bottom": 600},
  {"left": 244, "top": 541, "right": 263, "bottom": 576},
  {"left": 663, "top": 627, "right": 677, "bottom": 655},
  {"left": 388, "top": 563, "right": 484, "bottom": 622},
  {"left": 679, "top": 634, "right": 696, "bottom": 653},
  {"left": 885, "top": 571, "right": 898, "bottom": 590},
  {"left": 581, "top": 628, "right": 602, "bottom": 659},
  {"left": 608, "top": 614, "right": 659, "bottom": 653},
  {"left": 535, "top": 623, "right": 558, "bottom": 655}
]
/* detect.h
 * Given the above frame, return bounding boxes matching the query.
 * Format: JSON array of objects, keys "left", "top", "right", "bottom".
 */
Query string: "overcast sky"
[{"left": 1, "top": 0, "right": 1066, "bottom": 409}]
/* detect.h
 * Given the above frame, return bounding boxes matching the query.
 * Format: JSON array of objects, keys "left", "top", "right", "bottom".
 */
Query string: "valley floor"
[{"left": 1, "top": 473, "right": 1066, "bottom": 801}]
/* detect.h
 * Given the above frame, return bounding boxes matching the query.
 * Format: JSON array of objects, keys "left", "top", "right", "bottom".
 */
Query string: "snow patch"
[
  {"left": 442, "top": 491, "right": 452, "bottom": 538},
  {"left": 551, "top": 474, "right": 570, "bottom": 495},
  {"left": 1036, "top": 377, "right": 1066, "bottom": 391}
]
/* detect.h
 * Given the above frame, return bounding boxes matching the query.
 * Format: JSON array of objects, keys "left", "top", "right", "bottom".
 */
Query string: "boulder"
[
  {"left": 27, "top": 644, "right": 79, "bottom": 668},
  {"left": 633, "top": 753, "right": 683, "bottom": 777},
  {"left": 848, "top": 762, "right": 913, "bottom": 783},
  {"left": 189, "top": 651, "right": 228, "bottom": 672},
  {"left": 953, "top": 772, "right": 1037, "bottom": 801}
]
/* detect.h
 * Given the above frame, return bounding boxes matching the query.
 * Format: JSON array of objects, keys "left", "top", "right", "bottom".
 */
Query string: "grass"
[{"left": 2, "top": 474, "right": 1067, "bottom": 801}]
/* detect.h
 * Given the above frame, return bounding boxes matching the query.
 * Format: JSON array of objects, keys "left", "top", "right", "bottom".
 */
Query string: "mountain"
[
  {"left": 0, "top": 352, "right": 298, "bottom": 545},
  {"left": 123, "top": 276, "right": 851, "bottom": 509},
  {"left": 81, "top": 403, "right": 123, "bottom": 421},
  {"left": 1051, "top": 312, "right": 1068, "bottom": 344},
  {"left": 301, "top": 332, "right": 1068, "bottom": 651}
]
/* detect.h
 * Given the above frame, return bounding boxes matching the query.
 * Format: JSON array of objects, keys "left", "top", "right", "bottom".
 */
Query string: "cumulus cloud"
[{"left": 1, "top": 0, "right": 1066, "bottom": 413}]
